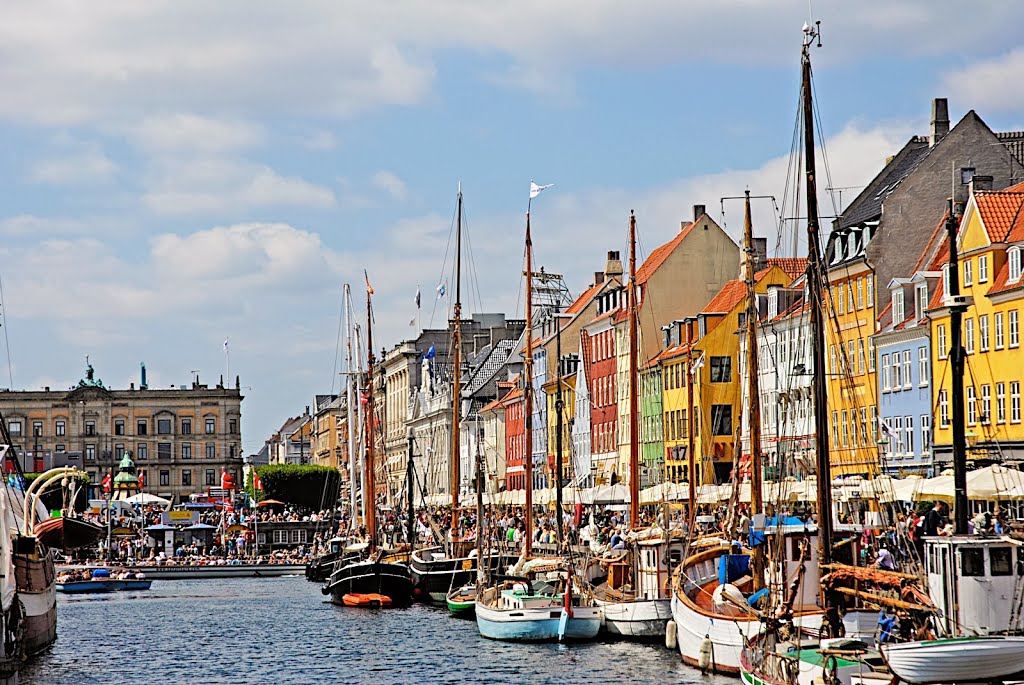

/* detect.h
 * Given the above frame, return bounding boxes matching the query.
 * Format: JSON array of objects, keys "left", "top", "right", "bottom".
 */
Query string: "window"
[
  {"left": 857, "top": 278, "right": 865, "bottom": 309},
  {"left": 709, "top": 357, "right": 731, "bottom": 383},
  {"left": 31, "top": 420, "right": 42, "bottom": 438},
  {"left": 158, "top": 442, "right": 172, "bottom": 460},
  {"left": 847, "top": 341, "right": 856, "bottom": 374},
  {"left": 961, "top": 548, "right": 984, "bottom": 577},
  {"left": 157, "top": 418, "right": 172, "bottom": 435},
  {"left": 181, "top": 418, "right": 192, "bottom": 435},
  {"left": 997, "top": 312, "right": 1006, "bottom": 349},
  {"left": 836, "top": 283, "right": 844, "bottom": 314},
  {"left": 85, "top": 444, "right": 96, "bottom": 461},
  {"left": 870, "top": 405, "right": 878, "bottom": 443},
  {"left": 181, "top": 442, "right": 192, "bottom": 460},
  {"left": 182, "top": 470, "right": 192, "bottom": 487},
  {"left": 916, "top": 284, "right": 929, "bottom": 319},
  {"left": 979, "top": 255, "right": 989, "bottom": 283},
  {"left": 115, "top": 443, "right": 124, "bottom": 458},
  {"left": 1012, "top": 310, "right": 1020, "bottom": 348},
  {"left": 7, "top": 420, "right": 22, "bottom": 437},
  {"left": 967, "top": 386, "right": 977, "bottom": 425},
  {"left": 868, "top": 338, "right": 875, "bottom": 372},
  {"left": 965, "top": 318, "right": 975, "bottom": 354},
  {"left": 137, "top": 443, "right": 148, "bottom": 460},
  {"left": 892, "top": 353, "right": 902, "bottom": 389},
  {"left": 998, "top": 383, "right": 1007, "bottom": 424},
  {"left": 893, "top": 416, "right": 903, "bottom": 454},
  {"left": 830, "top": 345, "right": 837, "bottom": 374},
  {"left": 710, "top": 405, "right": 732, "bottom": 436},
  {"left": 85, "top": 420, "right": 95, "bottom": 436},
  {"left": 961, "top": 167, "right": 976, "bottom": 185},
  {"left": 892, "top": 289, "right": 905, "bottom": 323},
  {"left": 137, "top": 419, "right": 148, "bottom": 435},
  {"left": 229, "top": 418, "right": 238, "bottom": 434},
  {"left": 159, "top": 470, "right": 170, "bottom": 487},
  {"left": 919, "top": 346, "right": 929, "bottom": 386},
  {"left": 981, "top": 315, "right": 990, "bottom": 352},
  {"left": 866, "top": 277, "right": 874, "bottom": 308},
  {"left": 938, "top": 325, "right": 947, "bottom": 359},
  {"left": 905, "top": 416, "right": 914, "bottom": 455},
  {"left": 992, "top": 548, "right": 1014, "bottom": 576},
  {"left": 963, "top": 259, "right": 973, "bottom": 288},
  {"left": 857, "top": 339, "right": 865, "bottom": 375},
  {"left": 114, "top": 418, "right": 125, "bottom": 436},
  {"left": 55, "top": 420, "right": 65, "bottom": 436},
  {"left": 940, "top": 390, "right": 950, "bottom": 427},
  {"left": 882, "top": 354, "right": 891, "bottom": 391},
  {"left": 841, "top": 410, "right": 849, "bottom": 447},
  {"left": 1010, "top": 248, "right": 1022, "bottom": 284},
  {"left": 1014, "top": 382, "right": 1022, "bottom": 424},
  {"left": 831, "top": 411, "right": 839, "bottom": 444},
  {"left": 847, "top": 284, "right": 855, "bottom": 313},
  {"left": 205, "top": 470, "right": 216, "bottom": 486},
  {"left": 860, "top": 408, "right": 868, "bottom": 448},
  {"left": 205, "top": 417, "right": 217, "bottom": 434},
  {"left": 206, "top": 443, "right": 216, "bottom": 459},
  {"left": 55, "top": 444, "right": 65, "bottom": 453},
  {"left": 922, "top": 415, "right": 931, "bottom": 451},
  {"left": 982, "top": 384, "right": 992, "bottom": 425},
  {"left": 903, "top": 350, "right": 912, "bottom": 389}
]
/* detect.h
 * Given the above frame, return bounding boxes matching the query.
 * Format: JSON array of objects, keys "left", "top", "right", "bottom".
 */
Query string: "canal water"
[{"left": 27, "top": 576, "right": 731, "bottom": 684}]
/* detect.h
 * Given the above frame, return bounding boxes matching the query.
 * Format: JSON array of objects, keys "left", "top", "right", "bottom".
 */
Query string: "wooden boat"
[
  {"left": 881, "top": 636, "right": 1024, "bottom": 685},
  {"left": 34, "top": 515, "right": 104, "bottom": 550},
  {"left": 411, "top": 544, "right": 511, "bottom": 604},
  {"left": 446, "top": 583, "right": 477, "bottom": 618},
  {"left": 476, "top": 569, "right": 603, "bottom": 642},
  {"left": 323, "top": 558, "right": 413, "bottom": 607},
  {"left": 341, "top": 592, "right": 392, "bottom": 608},
  {"left": 592, "top": 534, "right": 681, "bottom": 639}
]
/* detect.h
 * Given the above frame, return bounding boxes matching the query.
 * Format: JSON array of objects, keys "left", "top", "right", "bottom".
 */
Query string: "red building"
[
  {"left": 500, "top": 380, "right": 526, "bottom": 491},
  {"left": 582, "top": 284, "right": 623, "bottom": 483}
]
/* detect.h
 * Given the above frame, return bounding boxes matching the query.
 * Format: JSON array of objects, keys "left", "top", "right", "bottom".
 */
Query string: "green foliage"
[{"left": 253, "top": 464, "right": 340, "bottom": 509}]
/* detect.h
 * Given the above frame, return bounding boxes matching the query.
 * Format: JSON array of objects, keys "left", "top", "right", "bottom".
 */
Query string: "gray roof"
[
  {"left": 462, "top": 338, "right": 518, "bottom": 397},
  {"left": 835, "top": 136, "right": 930, "bottom": 231}
]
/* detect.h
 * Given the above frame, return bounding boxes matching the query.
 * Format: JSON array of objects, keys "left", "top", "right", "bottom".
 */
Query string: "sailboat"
[
  {"left": 591, "top": 211, "right": 682, "bottom": 639},
  {"left": 475, "top": 187, "right": 603, "bottom": 642},
  {"left": 410, "top": 185, "right": 507, "bottom": 603},
  {"left": 324, "top": 277, "right": 414, "bottom": 607}
]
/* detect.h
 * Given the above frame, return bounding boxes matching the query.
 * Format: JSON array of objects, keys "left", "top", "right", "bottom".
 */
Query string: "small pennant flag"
[
  {"left": 409, "top": 318, "right": 416, "bottom": 327},
  {"left": 223, "top": 338, "right": 229, "bottom": 352},
  {"left": 415, "top": 287, "right": 421, "bottom": 309},
  {"left": 529, "top": 181, "right": 554, "bottom": 199},
  {"left": 437, "top": 283, "right": 446, "bottom": 298},
  {"left": 253, "top": 470, "right": 262, "bottom": 491},
  {"left": 364, "top": 270, "right": 374, "bottom": 295}
]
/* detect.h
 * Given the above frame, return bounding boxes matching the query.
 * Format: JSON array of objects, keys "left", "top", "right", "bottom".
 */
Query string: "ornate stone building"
[{"left": 0, "top": 363, "right": 243, "bottom": 502}]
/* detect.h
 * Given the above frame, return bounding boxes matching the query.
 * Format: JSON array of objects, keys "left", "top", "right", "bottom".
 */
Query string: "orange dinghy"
[{"left": 341, "top": 593, "right": 392, "bottom": 608}]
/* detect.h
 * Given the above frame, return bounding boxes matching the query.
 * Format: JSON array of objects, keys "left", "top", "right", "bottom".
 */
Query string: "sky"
[{"left": 0, "top": 1, "right": 1023, "bottom": 453}]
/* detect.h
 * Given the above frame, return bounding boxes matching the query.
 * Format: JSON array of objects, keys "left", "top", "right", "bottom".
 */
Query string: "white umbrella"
[
  {"left": 592, "top": 483, "right": 631, "bottom": 504},
  {"left": 968, "top": 465, "right": 1024, "bottom": 499},
  {"left": 125, "top": 493, "right": 170, "bottom": 506}
]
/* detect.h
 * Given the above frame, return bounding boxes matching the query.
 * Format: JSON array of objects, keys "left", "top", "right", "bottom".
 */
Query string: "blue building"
[{"left": 873, "top": 226, "right": 946, "bottom": 476}]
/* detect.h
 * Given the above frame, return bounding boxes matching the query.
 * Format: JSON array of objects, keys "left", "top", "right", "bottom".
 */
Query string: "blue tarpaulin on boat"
[
  {"left": 91, "top": 568, "right": 111, "bottom": 578},
  {"left": 749, "top": 516, "right": 808, "bottom": 547},
  {"left": 718, "top": 554, "right": 750, "bottom": 586}
]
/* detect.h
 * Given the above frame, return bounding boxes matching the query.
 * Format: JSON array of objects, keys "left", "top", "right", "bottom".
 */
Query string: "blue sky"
[{"left": 0, "top": 1, "right": 1022, "bottom": 452}]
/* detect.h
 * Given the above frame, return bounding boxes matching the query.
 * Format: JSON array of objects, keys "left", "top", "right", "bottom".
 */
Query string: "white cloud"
[
  {"left": 29, "top": 146, "right": 117, "bottom": 184},
  {"left": 371, "top": 170, "right": 408, "bottom": 201},
  {"left": 944, "top": 49, "right": 1024, "bottom": 112},
  {"left": 128, "top": 112, "right": 265, "bottom": 152},
  {"left": 142, "top": 159, "right": 336, "bottom": 214},
  {"left": 301, "top": 130, "right": 337, "bottom": 151}
]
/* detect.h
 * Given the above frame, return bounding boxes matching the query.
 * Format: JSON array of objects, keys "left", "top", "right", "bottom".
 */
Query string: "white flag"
[
  {"left": 223, "top": 338, "right": 229, "bottom": 352},
  {"left": 878, "top": 415, "right": 894, "bottom": 438},
  {"left": 529, "top": 181, "right": 554, "bottom": 199}
]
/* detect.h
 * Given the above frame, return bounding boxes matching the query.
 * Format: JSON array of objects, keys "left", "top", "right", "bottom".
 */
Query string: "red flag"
[
  {"left": 252, "top": 471, "right": 262, "bottom": 491},
  {"left": 101, "top": 473, "right": 112, "bottom": 493},
  {"left": 138, "top": 470, "right": 146, "bottom": 489}
]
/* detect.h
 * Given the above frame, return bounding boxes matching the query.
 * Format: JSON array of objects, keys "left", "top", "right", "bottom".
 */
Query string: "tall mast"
[
  {"left": 946, "top": 200, "right": 969, "bottom": 534},
  {"left": 524, "top": 210, "right": 535, "bottom": 558},
  {"left": 345, "top": 285, "right": 359, "bottom": 527},
  {"left": 355, "top": 322, "right": 366, "bottom": 527},
  {"left": 365, "top": 277, "right": 377, "bottom": 550},
  {"left": 801, "top": 24, "right": 834, "bottom": 567},
  {"left": 451, "top": 185, "right": 464, "bottom": 514},
  {"left": 743, "top": 190, "right": 765, "bottom": 591},
  {"left": 628, "top": 211, "right": 641, "bottom": 527},
  {"left": 686, "top": 320, "right": 696, "bottom": 513}
]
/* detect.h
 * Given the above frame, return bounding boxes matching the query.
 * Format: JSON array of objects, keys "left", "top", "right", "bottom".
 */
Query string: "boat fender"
[
  {"left": 698, "top": 635, "right": 714, "bottom": 674},
  {"left": 665, "top": 620, "right": 677, "bottom": 650}
]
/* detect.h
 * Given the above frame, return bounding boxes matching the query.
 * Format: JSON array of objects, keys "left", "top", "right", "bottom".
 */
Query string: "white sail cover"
[{"left": 0, "top": 486, "right": 16, "bottom": 612}]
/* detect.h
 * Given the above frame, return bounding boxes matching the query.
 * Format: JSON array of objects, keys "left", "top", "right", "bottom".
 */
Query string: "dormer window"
[
  {"left": 961, "top": 167, "right": 976, "bottom": 185},
  {"left": 916, "top": 284, "right": 929, "bottom": 319},
  {"left": 892, "top": 289, "right": 905, "bottom": 324},
  {"left": 1010, "top": 247, "right": 1022, "bottom": 284}
]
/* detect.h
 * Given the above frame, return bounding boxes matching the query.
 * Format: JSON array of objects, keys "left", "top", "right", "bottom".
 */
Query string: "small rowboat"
[
  {"left": 35, "top": 516, "right": 104, "bottom": 550},
  {"left": 882, "top": 636, "right": 1024, "bottom": 684},
  {"left": 446, "top": 584, "right": 477, "bottom": 618},
  {"left": 341, "top": 593, "right": 392, "bottom": 608}
]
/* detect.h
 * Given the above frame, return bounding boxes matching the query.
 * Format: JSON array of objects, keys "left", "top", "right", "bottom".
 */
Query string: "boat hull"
[
  {"left": 57, "top": 563, "right": 305, "bottom": 580},
  {"left": 56, "top": 579, "right": 152, "bottom": 594},
  {"left": 326, "top": 560, "right": 413, "bottom": 608},
  {"left": 595, "top": 596, "right": 672, "bottom": 638},
  {"left": 410, "top": 549, "right": 509, "bottom": 603},
  {"left": 882, "top": 636, "right": 1024, "bottom": 684},
  {"left": 475, "top": 602, "right": 603, "bottom": 642},
  {"left": 34, "top": 517, "right": 103, "bottom": 551},
  {"left": 14, "top": 549, "right": 57, "bottom": 657}
]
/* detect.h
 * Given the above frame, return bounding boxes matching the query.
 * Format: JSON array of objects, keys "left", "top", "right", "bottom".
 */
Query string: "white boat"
[
  {"left": 476, "top": 571, "right": 603, "bottom": 642},
  {"left": 596, "top": 595, "right": 671, "bottom": 638},
  {"left": 882, "top": 636, "right": 1024, "bottom": 684},
  {"left": 592, "top": 533, "right": 681, "bottom": 638}
]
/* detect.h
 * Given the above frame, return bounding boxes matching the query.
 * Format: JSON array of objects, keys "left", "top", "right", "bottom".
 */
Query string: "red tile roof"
[
  {"left": 635, "top": 221, "right": 697, "bottom": 285},
  {"left": 566, "top": 281, "right": 603, "bottom": 315},
  {"left": 701, "top": 278, "right": 745, "bottom": 314},
  {"left": 975, "top": 190, "right": 1024, "bottom": 242},
  {"left": 986, "top": 260, "right": 1024, "bottom": 297},
  {"left": 765, "top": 257, "right": 807, "bottom": 280}
]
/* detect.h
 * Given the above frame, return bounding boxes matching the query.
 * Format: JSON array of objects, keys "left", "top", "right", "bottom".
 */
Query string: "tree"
[{"left": 250, "top": 464, "right": 340, "bottom": 509}]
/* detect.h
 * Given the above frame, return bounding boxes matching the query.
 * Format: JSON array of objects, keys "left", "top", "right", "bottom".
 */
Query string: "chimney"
[
  {"left": 140, "top": 362, "right": 148, "bottom": 390},
  {"left": 970, "top": 175, "right": 994, "bottom": 194},
  {"left": 605, "top": 250, "right": 623, "bottom": 279},
  {"left": 930, "top": 97, "right": 949, "bottom": 147},
  {"left": 753, "top": 237, "right": 769, "bottom": 272},
  {"left": 693, "top": 204, "right": 706, "bottom": 222},
  {"left": 593, "top": 271, "right": 605, "bottom": 285}
]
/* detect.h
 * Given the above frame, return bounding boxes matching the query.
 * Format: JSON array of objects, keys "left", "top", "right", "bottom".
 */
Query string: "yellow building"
[
  {"left": 543, "top": 369, "right": 576, "bottom": 485},
  {"left": 311, "top": 394, "right": 348, "bottom": 470},
  {"left": 825, "top": 230, "right": 879, "bottom": 474},
  {"left": 656, "top": 340, "right": 692, "bottom": 484},
  {"left": 931, "top": 182, "right": 1024, "bottom": 465}
]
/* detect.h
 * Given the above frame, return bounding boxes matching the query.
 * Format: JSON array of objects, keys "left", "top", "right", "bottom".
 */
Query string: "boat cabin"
[
  {"left": 498, "top": 582, "right": 560, "bottom": 611},
  {"left": 925, "top": 535, "right": 1024, "bottom": 636}
]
